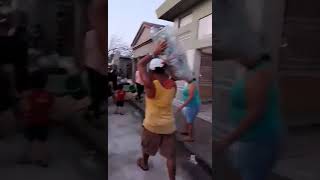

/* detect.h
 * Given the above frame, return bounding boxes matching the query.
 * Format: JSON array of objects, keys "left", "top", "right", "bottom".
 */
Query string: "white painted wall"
[
  {"left": 179, "top": 13, "right": 192, "bottom": 27},
  {"left": 198, "top": 14, "right": 212, "bottom": 39},
  {"left": 173, "top": 0, "right": 212, "bottom": 50},
  {"left": 162, "top": 0, "right": 213, "bottom": 106}
]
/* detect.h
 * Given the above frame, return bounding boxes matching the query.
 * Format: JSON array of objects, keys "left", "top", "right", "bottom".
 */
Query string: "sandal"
[{"left": 137, "top": 158, "right": 149, "bottom": 171}]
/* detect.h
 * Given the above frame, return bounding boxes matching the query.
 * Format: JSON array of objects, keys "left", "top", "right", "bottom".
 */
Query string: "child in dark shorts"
[
  {"left": 113, "top": 84, "right": 126, "bottom": 115},
  {"left": 19, "top": 70, "right": 54, "bottom": 167}
]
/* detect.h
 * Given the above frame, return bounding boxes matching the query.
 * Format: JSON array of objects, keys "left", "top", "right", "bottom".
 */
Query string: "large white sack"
[{"left": 150, "top": 26, "right": 193, "bottom": 82}]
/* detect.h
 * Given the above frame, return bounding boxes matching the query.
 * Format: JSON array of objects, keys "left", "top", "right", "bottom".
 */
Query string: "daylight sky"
[{"left": 108, "top": 0, "right": 173, "bottom": 48}]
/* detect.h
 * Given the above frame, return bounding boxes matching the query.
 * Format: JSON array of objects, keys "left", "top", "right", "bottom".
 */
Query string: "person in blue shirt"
[
  {"left": 214, "top": 53, "right": 286, "bottom": 180},
  {"left": 176, "top": 78, "right": 201, "bottom": 142}
]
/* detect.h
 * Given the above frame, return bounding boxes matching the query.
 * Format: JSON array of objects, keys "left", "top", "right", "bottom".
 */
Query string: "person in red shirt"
[
  {"left": 19, "top": 70, "right": 54, "bottom": 167},
  {"left": 113, "top": 84, "right": 126, "bottom": 115}
]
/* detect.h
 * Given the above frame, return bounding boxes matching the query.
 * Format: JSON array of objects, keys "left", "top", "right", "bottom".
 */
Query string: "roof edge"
[{"left": 131, "top": 21, "right": 165, "bottom": 47}]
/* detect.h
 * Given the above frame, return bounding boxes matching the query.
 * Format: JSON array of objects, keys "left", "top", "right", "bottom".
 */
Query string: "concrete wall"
[
  {"left": 37, "top": 0, "right": 57, "bottom": 51},
  {"left": 279, "top": 77, "right": 320, "bottom": 125},
  {"left": 15, "top": 0, "right": 80, "bottom": 54},
  {"left": 199, "top": 52, "right": 212, "bottom": 100},
  {"left": 132, "top": 42, "right": 154, "bottom": 58},
  {"left": 132, "top": 58, "right": 137, "bottom": 81},
  {"left": 156, "top": 0, "right": 180, "bottom": 19},
  {"left": 135, "top": 27, "right": 151, "bottom": 47},
  {"left": 11, "top": 0, "right": 33, "bottom": 17},
  {"left": 173, "top": 0, "right": 212, "bottom": 51},
  {"left": 213, "top": 0, "right": 285, "bottom": 61},
  {"left": 113, "top": 57, "right": 132, "bottom": 78},
  {"left": 73, "top": 0, "right": 88, "bottom": 66},
  {"left": 168, "top": 0, "right": 212, "bottom": 104},
  {"left": 118, "top": 59, "right": 132, "bottom": 78},
  {"left": 278, "top": 0, "right": 320, "bottom": 125},
  {"left": 11, "top": 0, "right": 57, "bottom": 51}
]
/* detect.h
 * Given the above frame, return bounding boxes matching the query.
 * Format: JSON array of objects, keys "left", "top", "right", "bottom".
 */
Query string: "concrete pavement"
[
  {"left": 0, "top": 68, "right": 106, "bottom": 179},
  {"left": 129, "top": 98, "right": 213, "bottom": 169},
  {"left": 0, "top": 128, "right": 105, "bottom": 180},
  {"left": 273, "top": 127, "right": 320, "bottom": 180},
  {"left": 108, "top": 103, "right": 212, "bottom": 180},
  {"left": 52, "top": 95, "right": 107, "bottom": 156}
]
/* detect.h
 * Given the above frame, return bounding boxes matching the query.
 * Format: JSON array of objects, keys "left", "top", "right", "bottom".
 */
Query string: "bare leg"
[
  {"left": 120, "top": 107, "right": 124, "bottom": 115},
  {"left": 137, "top": 152, "right": 149, "bottom": 170},
  {"left": 167, "top": 158, "right": 176, "bottom": 180},
  {"left": 188, "top": 124, "right": 193, "bottom": 139},
  {"left": 143, "top": 153, "right": 149, "bottom": 166},
  {"left": 183, "top": 124, "right": 194, "bottom": 142},
  {"left": 184, "top": 123, "right": 189, "bottom": 134},
  {"left": 179, "top": 119, "right": 189, "bottom": 135}
]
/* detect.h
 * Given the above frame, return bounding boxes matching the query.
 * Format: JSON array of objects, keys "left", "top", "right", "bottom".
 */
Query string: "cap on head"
[{"left": 149, "top": 58, "right": 165, "bottom": 71}]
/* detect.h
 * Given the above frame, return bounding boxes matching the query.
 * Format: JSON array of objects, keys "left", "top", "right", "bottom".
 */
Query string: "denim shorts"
[
  {"left": 227, "top": 138, "right": 284, "bottom": 180},
  {"left": 182, "top": 106, "right": 200, "bottom": 124}
]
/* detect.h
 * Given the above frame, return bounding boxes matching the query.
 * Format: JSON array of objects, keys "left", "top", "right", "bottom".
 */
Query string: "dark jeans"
[
  {"left": 87, "top": 67, "right": 107, "bottom": 117},
  {"left": 136, "top": 83, "right": 144, "bottom": 100}
]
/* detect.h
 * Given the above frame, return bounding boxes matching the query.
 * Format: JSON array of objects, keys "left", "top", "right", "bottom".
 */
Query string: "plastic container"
[
  {"left": 189, "top": 154, "right": 198, "bottom": 165},
  {"left": 150, "top": 26, "right": 193, "bottom": 82}
]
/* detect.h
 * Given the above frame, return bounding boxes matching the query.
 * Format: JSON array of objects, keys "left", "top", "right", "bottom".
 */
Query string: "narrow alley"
[{"left": 108, "top": 102, "right": 212, "bottom": 180}]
